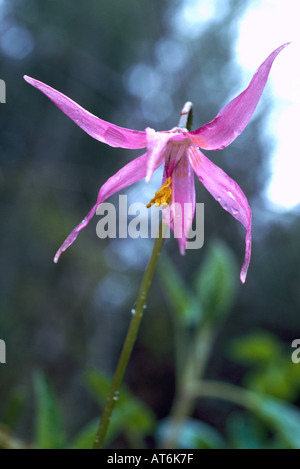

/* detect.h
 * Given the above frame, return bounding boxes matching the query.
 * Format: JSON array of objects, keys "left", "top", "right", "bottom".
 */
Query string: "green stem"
[
  {"left": 93, "top": 223, "right": 166, "bottom": 449},
  {"left": 161, "top": 324, "right": 214, "bottom": 449},
  {"left": 93, "top": 102, "right": 194, "bottom": 449},
  {"left": 178, "top": 101, "right": 193, "bottom": 131},
  {"left": 191, "top": 380, "right": 255, "bottom": 410},
  {"left": 162, "top": 378, "right": 255, "bottom": 449}
]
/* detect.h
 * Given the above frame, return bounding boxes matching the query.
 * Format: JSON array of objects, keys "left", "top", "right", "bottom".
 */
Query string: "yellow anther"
[{"left": 146, "top": 177, "right": 172, "bottom": 209}]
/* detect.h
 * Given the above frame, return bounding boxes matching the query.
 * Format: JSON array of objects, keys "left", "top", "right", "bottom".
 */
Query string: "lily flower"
[{"left": 24, "top": 43, "right": 288, "bottom": 283}]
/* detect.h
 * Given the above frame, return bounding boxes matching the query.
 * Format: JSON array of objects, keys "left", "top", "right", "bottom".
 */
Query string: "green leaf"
[
  {"left": 158, "top": 254, "right": 201, "bottom": 326},
  {"left": 285, "top": 360, "right": 300, "bottom": 396},
  {"left": 70, "top": 419, "right": 99, "bottom": 449},
  {"left": 34, "top": 372, "right": 65, "bottom": 449},
  {"left": 193, "top": 240, "right": 238, "bottom": 323},
  {"left": 158, "top": 418, "right": 225, "bottom": 449},
  {"left": 251, "top": 395, "right": 300, "bottom": 449},
  {"left": 229, "top": 331, "right": 280, "bottom": 366},
  {"left": 85, "top": 368, "right": 111, "bottom": 403},
  {"left": 229, "top": 332, "right": 300, "bottom": 400},
  {"left": 1, "top": 387, "right": 27, "bottom": 429},
  {"left": 245, "top": 362, "right": 295, "bottom": 400},
  {"left": 227, "top": 411, "right": 280, "bottom": 449},
  {"left": 85, "top": 369, "right": 155, "bottom": 444}
]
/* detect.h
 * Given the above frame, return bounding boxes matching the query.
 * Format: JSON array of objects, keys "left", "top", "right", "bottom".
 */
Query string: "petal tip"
[
  {"left": 179, "top": 242, "right": 186, "bottom": 256},
  {"left": 240, "top": 270, "right": 247, "bottom": 284},
  {"left": 54, "top": 251, "right": 60, "bottom": 263},
  {"left": 23, "top": 75, "right": 32, "bottom": 83}
]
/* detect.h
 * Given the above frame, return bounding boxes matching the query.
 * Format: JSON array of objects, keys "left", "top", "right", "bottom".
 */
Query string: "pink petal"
[
  {"left": 24, "top": 75, "right": 147, "bottom": 149},
  {"left": 189, "top": 43, "right": 289, "bottom": 150},
  {"left": 54, "top": 151, "right": 162, "bottom": 262},
  {"left": 145, "top": 128, "right": 172, "bottom": 182},
  {"left": 163, "top": 154, "right": 196, "bottom": 254},
  {"left": 189, "top": 147, "right": 251, "bottom": 283}
]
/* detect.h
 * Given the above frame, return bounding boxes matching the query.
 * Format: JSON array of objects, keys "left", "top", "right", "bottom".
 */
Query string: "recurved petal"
[
  {"left": 189, "top": 147, "right": 251, "bottom": 283},
  {"left": 24, "top": 75, "right": 147, "bottom": 149},
  {"left": 54, "top": 151, "right": 161, "bottom": 262},
  {"left": 163, "top": 154, "right": 195, "bottom": 254},
  {"left": 189, "top": 43, "right": 289, "bottom": 150}
]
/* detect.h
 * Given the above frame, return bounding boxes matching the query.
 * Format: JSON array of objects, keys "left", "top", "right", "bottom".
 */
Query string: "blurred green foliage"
[
  {"left": 1, "top": 238, "right": 300, "bottom": 449},
  {"left": 158, "top": 241, "right": 300, "bottom": 449},
  {"left": 158, "top": 418, "right": 226, "bottom": 449},
  {"left": 230, "top": 332, "right": 300, "bottom": 400},
  {"left": 34, "top": 372, "right": 65, "bottom": 449},
  {"left": 84, "top": 369, "right": 155, "bottom": 447},
  {"left": 193, "top": 240, "right": 238, "bottom": 323},
  {"left": 1, "top": 369, "right": 155, "bottom": 449}
]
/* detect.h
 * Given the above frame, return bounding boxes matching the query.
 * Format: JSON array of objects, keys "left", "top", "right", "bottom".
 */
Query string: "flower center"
[{"left": 146, "top": 177, "right": 172, "bottom": 209}]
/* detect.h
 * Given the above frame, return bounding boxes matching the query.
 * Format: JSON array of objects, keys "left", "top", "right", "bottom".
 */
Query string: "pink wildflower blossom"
[{"left": 24, "top": 43, "right": 289, "bottom": 283}]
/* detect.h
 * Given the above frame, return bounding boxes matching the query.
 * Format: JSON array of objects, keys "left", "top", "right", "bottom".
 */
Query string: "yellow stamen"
[{"left": 146, "top": 177, "right": 172, "bottom": 209}]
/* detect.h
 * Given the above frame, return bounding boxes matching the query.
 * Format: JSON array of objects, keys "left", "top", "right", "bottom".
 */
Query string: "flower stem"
[
  {"left": 178, "top": 101, "right": 193, "bottom": 131},
  {"left": 93, "top": 222, "right": 167, "bottom": 449}
]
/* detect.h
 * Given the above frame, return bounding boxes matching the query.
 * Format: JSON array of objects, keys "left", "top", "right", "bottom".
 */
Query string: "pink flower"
[{"left": 24, "top": 43, "right": 288, "bottom": 283}]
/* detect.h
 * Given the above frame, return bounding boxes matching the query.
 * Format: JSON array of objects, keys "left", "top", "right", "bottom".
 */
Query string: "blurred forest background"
[{"left": 1, "top": 0, "right": 300, "bottom": 449}]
